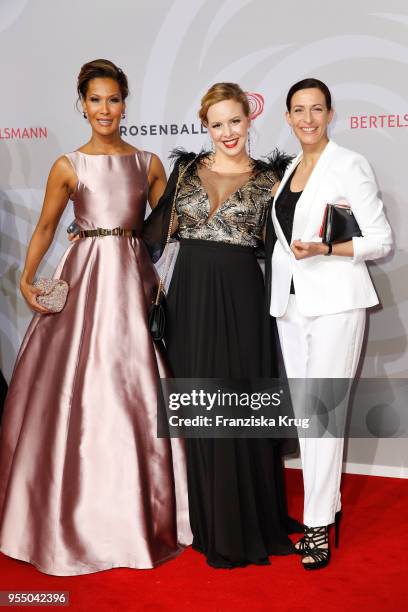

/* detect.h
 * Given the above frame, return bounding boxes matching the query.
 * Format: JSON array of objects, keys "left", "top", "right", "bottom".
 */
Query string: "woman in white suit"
[{"left": 265, "top": 78, "right": 392, "bottom": 570}]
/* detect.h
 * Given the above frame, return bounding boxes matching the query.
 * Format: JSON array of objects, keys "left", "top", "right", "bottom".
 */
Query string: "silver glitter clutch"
[{"left": 33, "top": 278, "right": 69, "bottom": 313}]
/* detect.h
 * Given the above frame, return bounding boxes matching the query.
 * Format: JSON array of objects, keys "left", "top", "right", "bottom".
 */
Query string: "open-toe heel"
[
  {"left": 301, "top": 525, "right": 330, "bottom": 570},
  {"left": 295, "top": 510, "right": 341, "bottom": 557}
]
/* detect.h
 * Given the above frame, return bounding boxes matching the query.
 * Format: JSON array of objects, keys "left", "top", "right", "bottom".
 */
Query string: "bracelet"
[{"left": 324, "top": 242, "right": 332, "bottom": 256}]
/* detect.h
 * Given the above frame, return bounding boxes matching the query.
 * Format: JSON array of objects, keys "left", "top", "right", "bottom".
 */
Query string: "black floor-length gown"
[{"left": 144, "top": 151, "right": 301, "bottom": 568}]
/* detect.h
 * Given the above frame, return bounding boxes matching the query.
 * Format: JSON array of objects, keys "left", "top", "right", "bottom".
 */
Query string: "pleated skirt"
[{"left": 165, "top": 239, "right": 301, "bottom": 568}]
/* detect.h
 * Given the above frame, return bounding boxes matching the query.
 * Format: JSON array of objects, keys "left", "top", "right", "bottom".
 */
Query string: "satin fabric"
[{"left": 0, "top": 151, "right": 191, "bottom": 575}]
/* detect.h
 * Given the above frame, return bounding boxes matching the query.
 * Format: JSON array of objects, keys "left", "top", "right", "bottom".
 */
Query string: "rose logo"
[{"left": 245, "top": 92, "right": 264, "bottom": 120}]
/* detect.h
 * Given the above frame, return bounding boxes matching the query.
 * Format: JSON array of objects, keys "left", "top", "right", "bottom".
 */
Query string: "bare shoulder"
[
  {"left": 51, "top": 155, "right": 76, "bottom": 179},
  {"left": 47, "top": 155, "right": 77, "bottom": 191}
]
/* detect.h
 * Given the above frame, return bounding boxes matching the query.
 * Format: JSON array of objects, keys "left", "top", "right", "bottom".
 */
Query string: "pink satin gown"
[{"left": 0, "top": 151, "right": 191, "bottom": 575}]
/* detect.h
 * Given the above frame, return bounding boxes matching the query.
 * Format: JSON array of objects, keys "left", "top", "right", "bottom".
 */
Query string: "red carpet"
[{"left": 0, "top": 469, "right": 407, "bottom": 611}]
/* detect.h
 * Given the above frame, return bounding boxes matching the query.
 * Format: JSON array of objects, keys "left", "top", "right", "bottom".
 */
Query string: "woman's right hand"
[
  {"left": 20, "top": 280, "right": 51, "bottom": 314},
  {"left": 67, "top": 233, "right": 80, "bottom": 242},
  {"left": 18, "top": 156, "right": 76, "bottom": 314}
]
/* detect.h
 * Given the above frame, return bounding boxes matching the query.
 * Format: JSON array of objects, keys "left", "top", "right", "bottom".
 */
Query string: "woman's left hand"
[{"left": 291, "top": 240, "right": 328, "bottom": 259}]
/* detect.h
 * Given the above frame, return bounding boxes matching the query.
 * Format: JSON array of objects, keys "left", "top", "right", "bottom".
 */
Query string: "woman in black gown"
[{"left": 143, "top": 82, "right": 301, "bottom": 568}]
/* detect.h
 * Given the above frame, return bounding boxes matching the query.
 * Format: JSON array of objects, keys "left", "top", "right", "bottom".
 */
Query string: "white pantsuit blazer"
[{"left": 270, "top": 140, "right": 393, "bottom": 317}]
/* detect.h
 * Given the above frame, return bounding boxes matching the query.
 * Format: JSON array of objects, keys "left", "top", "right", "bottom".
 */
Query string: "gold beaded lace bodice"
[{"left": 176, "top": 161, "right": 277, "bottom": 247}]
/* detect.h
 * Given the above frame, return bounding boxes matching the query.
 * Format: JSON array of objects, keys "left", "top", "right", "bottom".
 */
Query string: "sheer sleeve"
[
  {"left": 142, "top": 149, "right": 201, "bottom": 262},
  {"left": 142, "top": 162, "right": 181, "bottom": 263}
]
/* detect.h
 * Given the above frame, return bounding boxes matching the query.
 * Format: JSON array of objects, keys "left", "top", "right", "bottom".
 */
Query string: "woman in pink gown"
[{"left": 0, "top": 59, "right": 191, "bottom": 575}]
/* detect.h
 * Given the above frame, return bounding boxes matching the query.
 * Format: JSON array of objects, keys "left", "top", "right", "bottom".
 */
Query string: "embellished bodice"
[{"left": 176, "top": 161, "right": 277, "bottom": 248}]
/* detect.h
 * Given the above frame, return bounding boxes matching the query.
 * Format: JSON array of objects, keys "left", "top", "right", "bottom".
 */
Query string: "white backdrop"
[{"left": 0, "top": 0, "right": 407, "bottom": 476}]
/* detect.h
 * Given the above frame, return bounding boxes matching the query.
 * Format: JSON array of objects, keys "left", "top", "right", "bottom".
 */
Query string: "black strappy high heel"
[
  {"left": 295, "top": 510, "right": 342, "bottom": 569},
  {"left": 294, "top": 510, "right": 341, "bottom": 555},
  {"left": 301, "top": 525, "right": 330, "bottom": 570}
]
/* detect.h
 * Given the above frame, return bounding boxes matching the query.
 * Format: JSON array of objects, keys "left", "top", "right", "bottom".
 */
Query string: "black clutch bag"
[
  {"left": 320, "top": 203, "right": 362, "bottom": 244},
  {"left": 148, "top": 291, "right": 166, "bottom": 342}
]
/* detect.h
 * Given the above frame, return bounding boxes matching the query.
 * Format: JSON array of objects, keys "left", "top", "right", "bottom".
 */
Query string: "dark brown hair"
[
  {"left": 77, "top": 59, "right": 129, "bottom": 101},
  {"left": 286, "top": 78, "right": 332, "bottom": 111},
  {"left": 198, "top": 82, "right": 250, "bottom": 124}
]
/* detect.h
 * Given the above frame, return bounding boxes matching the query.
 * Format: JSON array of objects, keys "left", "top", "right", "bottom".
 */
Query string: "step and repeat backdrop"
[{"left": 0, "top": 0, "right": 407, "bottom": 475}]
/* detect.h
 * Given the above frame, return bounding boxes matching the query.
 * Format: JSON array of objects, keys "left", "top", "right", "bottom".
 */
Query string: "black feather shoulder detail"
[
  {"left": 169, "top": 147, "right": 210, "bottom": 170},
  {"left": 253, "top": 148, "right": 295, "bottom": 180}
]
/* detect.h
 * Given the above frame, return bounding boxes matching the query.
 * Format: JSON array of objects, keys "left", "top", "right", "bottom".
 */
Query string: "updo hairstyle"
[
  {"left": 77, "top": 59, "right": 129, "bottom": 101},
  {"left": 198, "top": 82, "right": 250, "bottom": 125}
]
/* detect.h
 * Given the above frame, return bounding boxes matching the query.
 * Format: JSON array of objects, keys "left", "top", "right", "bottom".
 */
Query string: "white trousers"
[{"left": 276, "top": 295, "right": 366, "bottom": 527}]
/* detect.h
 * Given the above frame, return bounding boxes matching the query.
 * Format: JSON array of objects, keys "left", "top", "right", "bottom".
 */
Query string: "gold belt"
[{"left": 79, "top": 227, "right": 139, "bottom": 238}]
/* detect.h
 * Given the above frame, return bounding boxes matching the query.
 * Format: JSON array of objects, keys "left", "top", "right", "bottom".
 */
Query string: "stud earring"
[{"left": 83, "top": 112, "right": 87, "bottom": 119}]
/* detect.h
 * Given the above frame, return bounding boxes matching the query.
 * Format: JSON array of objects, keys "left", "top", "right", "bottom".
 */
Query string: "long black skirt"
[{"left": 166, "top": 239, "right": 300, "bottom": 568}]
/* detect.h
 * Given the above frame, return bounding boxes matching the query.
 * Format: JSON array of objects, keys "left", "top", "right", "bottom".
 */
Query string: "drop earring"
[
  {"left": 122, "top": 113, "right": 126, "bottom": 120},
  {"left": 205, "top": 140, "right": 215, "bottom": 168},
  {"left": 83, "top": 112, "right": 87, "bottom": 119},
  {"left": 247, "top": 129, "right": 252, "bottom": 157}
]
